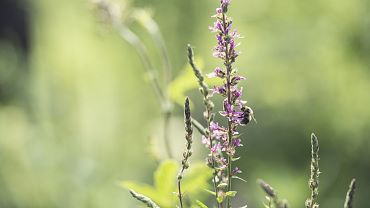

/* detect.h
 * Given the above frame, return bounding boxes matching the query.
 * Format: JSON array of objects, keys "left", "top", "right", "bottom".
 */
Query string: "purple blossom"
[
  {"left": 209, "top": 20, "right": 223, "bottom": 33},
  {"left": 232, "top": 167, "right": 242, "bottom": 175},
  {"left": 202, "top": 135, "right": 210, "bottom": 147},
  {"left": 210, "top": 122, "right": 227, "bottom": 134},
  {"left": 211, "top": 143, "right": 222, "bottom": 153},
  {"left": 211, "top": 85, "right": 227, "bottom": 96},
  {"left": 216, "top": 7, "right": 223, "bottom": 14},
  {"left": 233, "top": 138, "right": 243, "bottom": 147},
  {"left": 231, "top": 87, "right": 243, "bottom": 103},
  {"left": 207, "top": 67, "right": 226, "bottom": 78},
  {"left": 231, "top": 75, "right": 246, "bottom": 86},
  {"left": 219, "top": 99, "right": 244, "bottom": 123},
  {"left": 221, "top": 0, "right": 231, "bottom": 11}
]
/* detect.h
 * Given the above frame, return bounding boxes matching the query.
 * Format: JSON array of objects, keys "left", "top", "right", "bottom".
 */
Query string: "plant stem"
[
  {"left": 177, "top": 174, "right": 184, "bottom": 208},
  {"left": 132, "top": 12, "right": 174, "bottom": 158},
  {"left": 207, "top": 109, "right": 222, "bottom": 208},
  {"left": 113, "top": 21, "right": 165, "bottom": 104},
  {"left": 187, "top": 45, "right": 221, "bottom": 208},
  {"left": 306, "top": 133, "right": 320, "bottom": 208},
  {"left": 222, "top": 12, "right": 233, "bottom": 208},
  {"left": 177, "top": 97, "right": 193, "bottom": 208},
  {"left": 191, "top": 117, "right": 207, "bottom": 136},
  {"left": 133, "top": 10, "right": 172, "bottom": 89},
  {"left": 164, "top": 110, "right": 173, "bottom": 158},
  {"left": 113, "top": 17, "right": 174, "bottom": 159}
]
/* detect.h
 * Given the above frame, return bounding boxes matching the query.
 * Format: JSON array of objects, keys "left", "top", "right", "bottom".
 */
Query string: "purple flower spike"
[{"left": 199, "top": 1, "right": 253, "bottom": 205}]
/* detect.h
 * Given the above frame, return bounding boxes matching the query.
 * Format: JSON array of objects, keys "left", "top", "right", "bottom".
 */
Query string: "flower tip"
[{"left": 185, "top": 96, "right": 190, "bottom": 103}]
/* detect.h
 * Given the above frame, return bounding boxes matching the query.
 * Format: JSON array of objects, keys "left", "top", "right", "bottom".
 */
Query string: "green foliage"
[
  {"left": 129, "top": 189, "right": 160, "bottom": 208},
  {"left": 0, "top": 0, "right": 369, "bottom": 207},
  {"left": 226, "top": 191, "right": 237, "bottom": 197},
  {"left": 122, "top": 160, "right": 212, "bottom": 208},
  {"left": 195, "top": 200, "right": 208, "bottom": 208},
  {"left": 168, "top": 58, "right": 222, "bottom": 107}
]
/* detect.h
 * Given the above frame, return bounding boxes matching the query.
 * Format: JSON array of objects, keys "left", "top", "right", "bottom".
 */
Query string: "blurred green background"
[{"left": 0, "top": 0, "right": 369, "bottom": 207}]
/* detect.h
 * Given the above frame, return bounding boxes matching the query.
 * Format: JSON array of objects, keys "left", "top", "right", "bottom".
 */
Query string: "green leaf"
[
  {"left": 232, "top": 176, "right": 247, "bottom": 182},
  {"left": 182, "top": 163, "right": 212, "bottom": 194},
  {"left": 231, "top": 157, "right": 241, "bottom": 162},
  {"left": 217, "top": 195, "right": 225, "bottom": 203},
  {"left": 217, "top": 182, "right": 228, "bottom": 188},
  {"left": 226, "top": 191, "right": 237, "bottom": 197},
  {"left": 122, "top": 160, "right": 179, "bottom": 208},
  {"left": 121, "top": 182, "right": 159, "bottom": 204},
  {"left": 195, "top": 200, "right": 209, "bottom": 208},
  {"left": 204, "top": 189, "right": 216, "bottom": 196},
  {"left": 121, "top": 160, "right": 211, "bottom": 208},
  {"left": 154, "top": 160, "right": 179, "bottom": 196}
]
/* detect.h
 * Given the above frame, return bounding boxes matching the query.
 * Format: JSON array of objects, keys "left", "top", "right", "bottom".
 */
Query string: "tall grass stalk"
[{"left": 306, "top": 133, "right": 320, "bottom": 208}]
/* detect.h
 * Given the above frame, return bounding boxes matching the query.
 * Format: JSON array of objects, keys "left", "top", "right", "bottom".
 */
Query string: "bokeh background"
[{"left": 0, "top": 0, "right": 369, "bottom": 207}]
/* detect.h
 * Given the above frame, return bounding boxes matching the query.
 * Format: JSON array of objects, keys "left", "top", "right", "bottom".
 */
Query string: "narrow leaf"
[
  {"left": 129, "top": 189, "right": 160, "bottom": 208},
  {"left": 217, "top": 182, "right": 228, "bottom": 188},
  {"left": 226, "top": 191, "right": 237, "bottom": 197},
  {"left": 191, "top": 118, "right": 207, "bottom": 136},
  {"left": 344, "top": 178, "right": 356, "bottom": 208},
  {"left": 217, "top": 195, "right": 225, "bottom": 203},
  {"left": 195, "top": 200, "right": 209, "bottom": 208},
  {"left": 232, "top": 176, "right": 247, "bottom": 182},
  {"left": 204, "top": 189, "right": 216, "bottom": 196}
]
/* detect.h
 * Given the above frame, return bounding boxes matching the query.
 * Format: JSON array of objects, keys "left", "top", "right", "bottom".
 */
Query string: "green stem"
[
  {"left": 222, "top": 12, "right": 233, "bottom": 208},
  {"left": 112, "top": 15, "right": 174, "bottom": 159},
  {"left": 177, "top": 173, "right": 184, "bottom": 208},
  {"left": 113, "top": 21, "right": 165, "bottom": 104},
  {"left": 163, "top": 110, "right": 173, "bottom": 158},
  {"left": 191, "top": 117, "right": 207, "bottom": 136},
  {"left": 187, "top": 45, "right": 221, "bottom": 208}
]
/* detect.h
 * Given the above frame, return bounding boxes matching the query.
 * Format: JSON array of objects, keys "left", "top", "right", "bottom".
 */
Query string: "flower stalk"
[
  {"left": 258, "top": 179, "right": 289, "bottom": 208},
  {"left": 306, "top": 133, "right": 320, "bottom": 208},
  {"left": 206, "top": 0, "right": 251, "bottom": 207},
  {"left": 187, "top": 44, "right": 221, "bottom": 208},
  {"left": 93, "top": 0, "right": 174, "bottom": 158},
  {"left": 177, "top": 97, "right": 194, "bottom": 208}
]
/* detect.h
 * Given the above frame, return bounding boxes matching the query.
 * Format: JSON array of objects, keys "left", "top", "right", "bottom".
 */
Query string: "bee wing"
[{"left": 252, "top": 114, "right": 257, "bottom": 123}]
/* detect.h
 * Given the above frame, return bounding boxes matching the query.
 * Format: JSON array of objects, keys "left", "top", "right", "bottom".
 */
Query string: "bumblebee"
[{"left": 240, "top": 106, "right": 256, "bottom": 125}]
